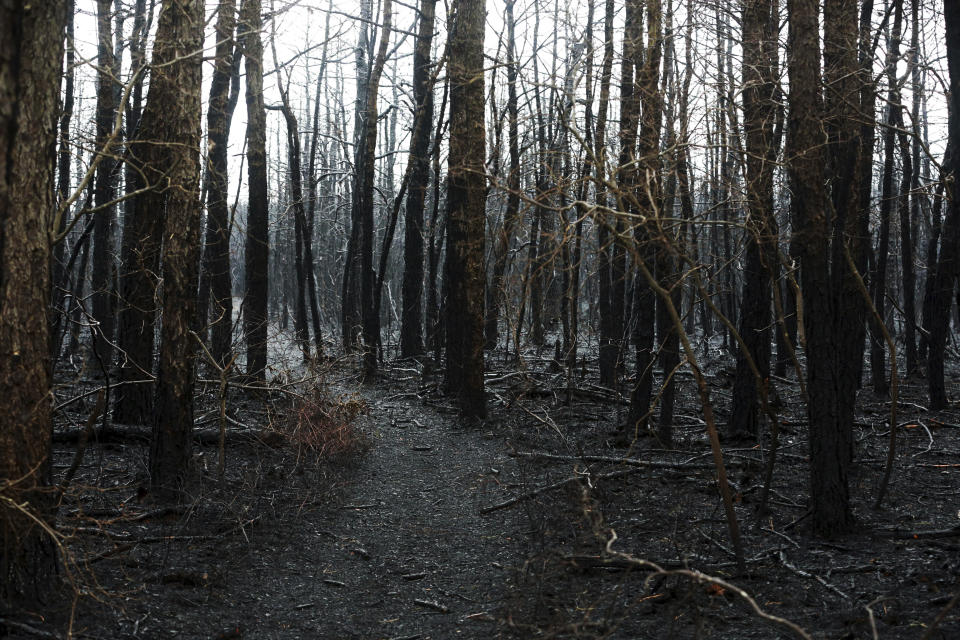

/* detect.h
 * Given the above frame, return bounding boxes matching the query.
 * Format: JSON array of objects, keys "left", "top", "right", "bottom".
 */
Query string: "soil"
[{"left": 3, "top": 338, "right": 960, "bottom": 640}]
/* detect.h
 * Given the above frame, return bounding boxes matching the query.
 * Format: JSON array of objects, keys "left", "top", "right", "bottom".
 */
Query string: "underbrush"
[{"left": 276, "top": 384, "right": 371, "bottom": 463}]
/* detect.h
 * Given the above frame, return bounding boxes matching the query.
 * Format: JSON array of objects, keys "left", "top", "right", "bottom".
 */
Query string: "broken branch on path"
[
  {"left": 68, "top": 516, "right": 261, "bottom": 544},
  {"left": 480, "top": 468, "right": 637, "bottom": 514},
  {"left": 509, "top": 449, "right": 745, "bottom": 469},
  {"left": 483, "top": 450, "right": 757, "bottom": 515}
]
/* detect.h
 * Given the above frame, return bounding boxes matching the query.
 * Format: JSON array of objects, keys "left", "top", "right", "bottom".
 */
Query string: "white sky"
[{"left": 67, "top": 0, "right": 951, "bottom": 217}]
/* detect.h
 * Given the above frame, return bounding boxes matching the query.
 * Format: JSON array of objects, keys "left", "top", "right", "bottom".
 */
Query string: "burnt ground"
[{"left": 4, "top": 337, "right": 960, "bottom": 640}]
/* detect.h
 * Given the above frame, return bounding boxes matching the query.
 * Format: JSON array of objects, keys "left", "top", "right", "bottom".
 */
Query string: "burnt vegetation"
[{"left": 3, "top": 0, "right": 960, "bottom": 638}]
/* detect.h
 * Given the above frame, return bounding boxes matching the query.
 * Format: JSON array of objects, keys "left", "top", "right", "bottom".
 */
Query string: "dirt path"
[
  {"left": 201, "top": 385, "right": 527, "bottom": 640},
  {"left": 34, "top": 354, "right": 960, "bottom": 639}
]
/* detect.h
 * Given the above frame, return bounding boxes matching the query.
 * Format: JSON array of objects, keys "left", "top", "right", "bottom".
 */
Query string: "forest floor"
[{"left": 4, "top": 333, "right": 960, "bottom": 639}]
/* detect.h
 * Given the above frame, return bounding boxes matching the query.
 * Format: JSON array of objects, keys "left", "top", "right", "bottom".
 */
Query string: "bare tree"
[
  {"left": 90, "top": 0, "right": 121, "bottom": 370},
  {"left": 149, "top": 0, "right": 204, "bottom": 498},
  {"left": 241, "top": 0, "right": 270, "bottom": 382},
  {"left": 927, "top": 0, "right": 960, "bottom": 410},
  {"left": 787, "top": 0, "right": 854, "bottom": 534},
  {"left": 445, "top": 0, "right": 487, "bottom": 418},
  {"left": 402, "top": 0, "right": 438, "bottom": 358},
  {"left": 202, "top": 0, "right": 239, "bottom": 370},
  {"left": 729, "top": 0, "right": 779, "bottom": 442},
  {"left": 0, "top": 0, "right": 68, "bottom": 602}
]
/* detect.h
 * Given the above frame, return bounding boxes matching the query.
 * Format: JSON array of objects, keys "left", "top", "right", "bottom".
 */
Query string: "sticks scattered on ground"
[
  {"left": 602, "top": 531, "right": 814, "bottom": 640},
  {"left": 480, "top": 468, "right": 637, "bottom": 514},
  {"left": 778, "top": 550, "right": 852, "bottom": 602}
]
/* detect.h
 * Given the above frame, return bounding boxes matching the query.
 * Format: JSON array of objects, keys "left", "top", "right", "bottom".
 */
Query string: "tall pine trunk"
[
  {"left": 0, "top": 0, "right": 68, "bottom": 602},
  {"left": 241, "top": 0, "right": 270, "bottom": 382},
  {"left": 928, "top": 1, "right": 960, "bottom": 410},
  {"left": 203, "top": 0, "right": 238, "bottom": 370},
  {"left": 484, "top": 0, "right": 520, "bottom": 352},
  {"left": 150, "top": 0, "right": 204, "bottom": 498},
  {"left": 445, "top": 0, "right": 487, "bottom": 418},
  {"left": 400, "top": 0, "right": 436, "bottom": 358},
  {"left": 91, "top": 0, "right": 120, "bottom": 370},
  {"left": 787, "top": 0, "right": 854, "bottom": 535},
  {"left": 729, "top": 0, "right": 778, "bottom": 441}
]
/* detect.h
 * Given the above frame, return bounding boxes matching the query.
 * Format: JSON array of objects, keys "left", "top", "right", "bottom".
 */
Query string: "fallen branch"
[
  {"left": 603, "top": 531, "right": 812, "bottom": 640},
  {"left": 480, "top": 468, "right": 637, "bottom": 514},
  {"left": 57, "top": 389, "right": 106, "bottom": 498},
  {"left": 778, "top": 550, "right": 852, "bottom": 601},
  {"left": 921, "top": 589, "right": 960, "bottom": 640},
  {"left": 414, "top": 599, "right": 449, "bottom": 613},
  {"left": 875, "top": 526, "right": 960, "bottom": 539},
  {"left": 67, "top": 516, "right": 260, "bottom": 544},
  {"left": 53, "top": 423, "right": 273, "bottom": 446},
  {"left": 509, "top": 450, "right": 733, "bottom": 470},
  {"left": 0, "top": 618, "right": 64, "bottom": 640}
]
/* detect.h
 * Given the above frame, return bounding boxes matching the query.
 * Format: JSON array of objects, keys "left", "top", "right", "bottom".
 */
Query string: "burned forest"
[{"left": 4, "top": 0, "right": 960, "bottom": 637}]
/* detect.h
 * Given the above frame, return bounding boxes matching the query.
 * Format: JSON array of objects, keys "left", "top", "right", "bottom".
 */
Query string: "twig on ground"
[
  {"left": 695, "top": 526, "right": 736, "bottom": 559},
  {"left": 602, "top": 531, "right": 812, "bottom": 640},
  {"left": 510, "top": 449, "right": 723, "bottom": 469},
  {"left": 479, "top": 468, "right": 636, "bottom": 514},
  {"left": 514, "top": 403, "right": 569, "bottom": 445},
  {"left": 910, "top": 420, "right": 935, "bottom": 457},
  {"left": 864, "top": 595, "right": 891, "bottom": 640},
  {"left": 759, "top": 525, "right": 801, "bottom": 549},
  {"left": 0, "top": 618, "right": 64, "bottom": 640},
  {"left": 414, "top": 599, "right": 449, "bottom": 613},
  {"left": 68, "top": 516, "right": 260, "bottom": 544},
  {"left": 921, "top": 588, "right": 960, "bottom": 640},
  {"left": 57, "top": 389, "right": 106, "bottom": 499},
  {"left": 876, "top": 526, "right": 960, "bottom": 539},
  {"left": 778, "top": 550, "right": 852, "bottom": 601}
]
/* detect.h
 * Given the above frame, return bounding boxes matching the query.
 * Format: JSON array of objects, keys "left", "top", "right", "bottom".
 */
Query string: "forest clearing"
[{"left": 2, "top": 0, "right": 960, "bottom": 637}]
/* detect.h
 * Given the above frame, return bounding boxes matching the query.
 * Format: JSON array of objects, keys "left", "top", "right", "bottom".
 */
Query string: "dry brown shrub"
[{"left": 281, "top": 387, "right": 370, "bottom": 461}]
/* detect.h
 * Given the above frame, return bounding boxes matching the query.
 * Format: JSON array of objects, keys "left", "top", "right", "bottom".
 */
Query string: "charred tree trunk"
[
  {"left": 787, "top": 0, "right": 854, "bottom": 535},
  {"left": 904, "top": 0, "right": 923, "bottom": 373},
  {"left": 567, "top": 0, "right": 597, "bottom": 375},
  {"left": 871, "top": 0, "right": 904, "bottom": 396},
  {"left": 51, "top": 1, "right": 76, "bottom": 359},
  {"left": 627, "top": 0, "right": 663, "bottom": 440},
  {"left": 304, "top": 8, "right": 331, "bottom": 359},
  {"left": 400, "top": 0, "right": 436, "bottom": 358},
  {"left": 897, "top": 119, "right": 917, "bottom": 374},
  {"left": 112, "top": 0, "right": 150, "bottom": 420},
  {"left": 822, "top": 0, "right": 867, "bottom": 463},
  {"left": 920, "top": 152, "right": 948, "bottom": 362},
  {"left": 357, "top": 0, "right": 392, "bottom": 376},
  {"left": 484, "top": 0, "right": 520, "bottom": 352},
  {"left": 654, "top": 0, "right": 680, "bottom": 444},
  {"left": 0, "top": 0, "right": 68, "bottom": 603},
  {"left": 202, "top": 0, "right": 239, "bottom": 370},
  {"left": 596, "top": 0, "right": 617, "bottom": 387},
  {"left": 616, "top": 0, "right": 643, "bottom": 437},
  {"left": 149, "top": 0, "right": 204, "bottom": 499},
  {"left": 342, "top": 0, "right": 372, "bottom": 352},
  {"left": 928, "top": 2, "right": 960, "bottom": 410},
  {"left": 729, "top": 0, "right": 778, "bottom": 441},
  {"left": 241, "top": 0, "right": 269, "bottom": 382},
  {"left": 91, "top": 0, "right": 120, "bottom": 370},
  {"left": 445, "top": 0, "right": 487, "bottom": 418},
  {"left": 113, "top": 0, "right": 171, "bottom": 423},
  {"left": 851, "top": 0, "right": 877, "bottom": 389},
  {"left": 426, "top": 82, "right": 448, "bottom": 360}
]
